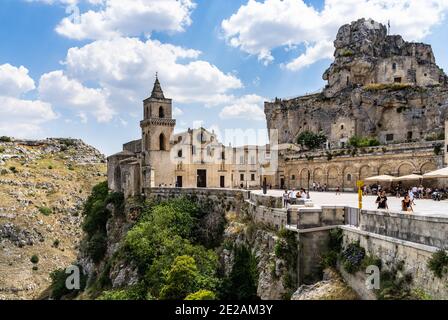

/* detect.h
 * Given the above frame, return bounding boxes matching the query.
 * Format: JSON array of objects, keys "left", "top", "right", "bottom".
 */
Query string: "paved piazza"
[{"left": 253, "top": 190, "right": 448, "bottom": 218}]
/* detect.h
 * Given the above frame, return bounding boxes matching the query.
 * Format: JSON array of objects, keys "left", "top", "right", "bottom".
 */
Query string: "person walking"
[
  {"left": 289, "top": 188, "right": 297, "bottom": 205},
  {"left": 402, "top": 194, "right": 413, "bottom": 213},
  {"left": 376, "top": 190, "right": 389, "bottom": 210},
  {"left": 282, "top": 190, "right": 289, "bottom": 208},
  {"left": 336, "top": 185, "right": 341, "bottom": 195}
]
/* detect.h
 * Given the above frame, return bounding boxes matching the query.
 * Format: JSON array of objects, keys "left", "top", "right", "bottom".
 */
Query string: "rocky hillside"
[{"left": 0, "top": 137, "right": 106, "bottom": 300}]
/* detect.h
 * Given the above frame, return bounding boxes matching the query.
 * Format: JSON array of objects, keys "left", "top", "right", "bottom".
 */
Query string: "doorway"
[
  {"left": 220, "top": 176, "right": 225, "bottom": 188},
  {"left": 176, "top": 176, "right": 183, "bottom": 188},
  {"left": 197, "top": 170, "right": 207, "bottom": 188}
]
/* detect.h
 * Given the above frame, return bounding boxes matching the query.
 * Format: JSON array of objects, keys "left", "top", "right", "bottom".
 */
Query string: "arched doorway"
[
  {"left": 398, "top": 163, "right": 415, "bottom": 176},
  {"left": 299, "top": 168, "right": 310, "bottom": 189},
  {"left": 327, "top": 167, "right": 339, "bottom": 188}
]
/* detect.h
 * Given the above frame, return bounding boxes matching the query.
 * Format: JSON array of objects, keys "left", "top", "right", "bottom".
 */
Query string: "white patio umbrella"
[
  {"left": 365, "top": 175, "right": 397, "bottom": 182},
  {"left": 423, "top": 167, "right": 448, "bottom": 179},
  {"left": 395, "top": 174, "right": 423, "bottom": 181}
]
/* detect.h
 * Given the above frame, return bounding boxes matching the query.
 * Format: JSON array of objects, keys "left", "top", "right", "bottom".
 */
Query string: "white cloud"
[
  {"left": 0, "top": 96, "right": 57, "bottom": 137},
  {"left": 38, "top": 70, "right": 115, "bottom": 123},
  {"left": 173, "top": 107, "right": 184, "bottom": 117},
  {"left": 0, "top": 64, "right": 36, "bottom": 97},
  {"left": 222, "top": 0, "right": 448, "bottom": 69},
  {"left": 55, "top": 0, "right": 196, "bottom": 40},
  {"left": 0, "top": 63, "right": 57, "bottom": 137},
  {"left": 219, "top": 94, "right": 266, "bottom": 121},
  {"left": 63, "top": 37, "right": 242, "bottom": 107},
  {"left": 284, "top": 40, "right": 335, "bottom": 71}
]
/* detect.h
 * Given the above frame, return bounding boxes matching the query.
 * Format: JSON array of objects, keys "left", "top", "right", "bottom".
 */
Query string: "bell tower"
[{"left": 140, "top": 74, "right": 176, "bottom": 190}]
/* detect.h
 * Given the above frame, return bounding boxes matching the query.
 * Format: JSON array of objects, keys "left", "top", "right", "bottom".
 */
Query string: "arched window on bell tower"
[
  {"left": 159, "top": 133, "right": 166, "bottom": 151},
  {"left": 159, "top": 106, "right": 165, "bottom": 118}
]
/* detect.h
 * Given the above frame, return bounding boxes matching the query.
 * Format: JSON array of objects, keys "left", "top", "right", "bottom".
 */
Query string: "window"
[
  {"left": 407, "top": 131, "right": 413, "bottom": 141},
  {"left": 240, "top": 156, "right": 245, "bottom": 164},
  {"left": 394, "top": 77, "right": 402, "bottom": 83},
  {"left": 251, "top": 174, "right": 255, "bottom": 181},
  {"left": 340, "top": 124, "right": 344, "bottom": 130},
  {"left": 159, "top": 134, "right": 166, "bottom": 151},
  {"left": 392, "top": 63, "right": 397, "bottom": 71},
  {"left": 177, "top": 149, "right": 183, "bottom": 158},
  {"left": 159, "top": 106, "right": 165, "bottom": 118},
  {"left": 347, "top": 174, "right": 352, "bottom": 182},
  {"left": 192, "top": 145, "right": 196, "bottom": 155},
  {"left": 291, "top": 175, "right": 296, "bottom": 180},
  {"left": 386, "top": 134, "right": 394, "bottom": 141},
  {"left": 250, "top": 156, "right": 256, "bottom": 165},
  {"left": 221, "top": 151, "right": 225, "bottom": 160},
  {"left": 177, "top": 136, "right": 182, "bottom": 143},
  {"left": 240, "top": 174, "right": 244, "bottom": 181}
]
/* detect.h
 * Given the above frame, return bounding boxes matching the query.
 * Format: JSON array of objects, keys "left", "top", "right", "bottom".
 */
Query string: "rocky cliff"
[
  {"left": 265, "top": 18, "right": 448, "bottom": 147},
  {"left": 0, "top": 137, "right": 106, "bottom": 299}
]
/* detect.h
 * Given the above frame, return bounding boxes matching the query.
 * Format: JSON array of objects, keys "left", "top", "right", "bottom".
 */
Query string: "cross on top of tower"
[{"left": 151, "top": 72, "right": 165, "bottom": 99}]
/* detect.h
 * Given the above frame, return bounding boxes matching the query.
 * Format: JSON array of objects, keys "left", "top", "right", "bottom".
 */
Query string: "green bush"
[
  {"left": 349, "top": 136, "right": 380, "bottom": 148},
  {"left": 434, "top": 143, "right": 443, "bottom": 156},
  {"left": 97, "top": 284, "right": 147, "bottom": 300},
  {"left": 85, "top": 232, "right": 108, "bottom": 263},
  {"left": 159, "top": 255, "right": 200, "bottom": 300},
  {"left": 38, "top": 206, "right": 52, "bottom": 216},
  {"left": 49, "top": 266, "right": 87, "bottom": 300},
  {"left": 0, "top": 136, "right": 11, "bottom": 142},
  {"left": 0, "top": 147, "right": 5, "bottom": 153},
  {"left": 297, "top": 131, "right": 327, "bottom": 150},
  {"left": 340, "top": 242, "right": 365, "bottom": 274},
  {"left": 221, "top": 244, "right": 259, "bottom": 300},
  {"left": 185, "top": 290, "right": 216, "bottom": 300},
  {"left": 427, "top": 249, "right": 448, "bottom": 278},
  {"left": 30, "top": 255, "right": 39, "bottom": 264}
]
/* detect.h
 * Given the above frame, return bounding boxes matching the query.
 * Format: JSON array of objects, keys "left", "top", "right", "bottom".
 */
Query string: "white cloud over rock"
[
  {"left": 0, "top": 64, "right": 57, "bottom": 137},
  {"left": 55, "top": 0, "right": 196, "bottom": 40},
  {"left": 222, "top": 0, "right": 448, "bottom": 70}
]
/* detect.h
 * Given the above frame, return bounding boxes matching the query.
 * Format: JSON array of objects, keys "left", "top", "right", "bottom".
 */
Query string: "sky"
[{"left": 0, "top": 0, "right": 448, "bottom": 156}]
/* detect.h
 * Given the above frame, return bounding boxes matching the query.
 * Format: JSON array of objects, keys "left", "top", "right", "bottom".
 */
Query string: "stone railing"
[{"left": 359, "top": 210, "right": 448, "bottom": 248}]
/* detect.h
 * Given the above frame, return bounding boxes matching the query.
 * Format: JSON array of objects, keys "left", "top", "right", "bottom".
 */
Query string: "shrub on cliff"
[
  {"left": 349, "top": 136, "right": 380, "bottom": 148},
  {"left": 297, "top": 131, "right": 327, "bottom": 150},
  {"left": 185, "top": 290, "right": 216, "bottom": 300},
  {"left": 0, "top": 136, "right": 11, "bottom": 142},
  {"left": 428, "top": 249, "right": 448, "bottom": 278},
  {"left": 221, "top": 244, "right": 259, "bottom": 300}
]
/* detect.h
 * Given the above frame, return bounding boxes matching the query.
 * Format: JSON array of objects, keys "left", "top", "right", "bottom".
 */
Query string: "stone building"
[
  {"left": 109, "top": 19, "right": 448, "bottom": 196},
  {"left": 107, "top": 76, "right": 276, "bottom": 197}
]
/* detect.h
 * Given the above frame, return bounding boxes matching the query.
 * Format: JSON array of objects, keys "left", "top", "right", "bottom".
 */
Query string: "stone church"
[{"left": 107, "top": 76, "right": 277, "bottom": 197}]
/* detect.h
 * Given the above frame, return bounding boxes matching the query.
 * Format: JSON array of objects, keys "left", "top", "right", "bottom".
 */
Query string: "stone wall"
[
  {"left": 279, "top": 141, "right": 443, "bottom": 190},
  {"left": 360, "top": 210, "right": 448, "bottom": 248},
  {"left": 340, "top": 226, "right": 448, "bottom": 300}
]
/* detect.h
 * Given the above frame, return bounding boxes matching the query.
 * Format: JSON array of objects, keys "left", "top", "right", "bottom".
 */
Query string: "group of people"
[
  {"left": 282, "top": 188, "right": 309, "bottom": 207},
  {"left": 375, "top": 189, "right": 416, "bottom": 213},
  {"left": 312, "top": 182, "right": 328, "bottom": 192}
]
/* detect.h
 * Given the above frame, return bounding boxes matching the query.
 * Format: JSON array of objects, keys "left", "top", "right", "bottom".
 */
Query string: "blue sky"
[{"left": 0, "top": 0, "right": 447, "bottom": 155}]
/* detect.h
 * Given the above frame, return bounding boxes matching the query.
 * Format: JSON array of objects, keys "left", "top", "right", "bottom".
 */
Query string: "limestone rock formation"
[
  {"left": 0, "top": 138, "right": 106, "bottom": 300},
  {"left": 265, "top": 18, "right": 448, "bottom": 148},
  {"left": 291, "top": 268, "right": 358, "bottom": 300}
]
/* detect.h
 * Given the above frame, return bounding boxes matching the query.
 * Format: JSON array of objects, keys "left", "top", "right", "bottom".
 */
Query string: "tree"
[
  {"left": 222, "top": 245, "right": 259, "bottom": 300},
  {"left": 159, "top": 255, "right": 199, "bottom": 300},
  {"left": 185, "top": 290, "right": 216, "bottom": 300},
  {"left": 297, "top": 131, "right": 327, "bottom": 150}
]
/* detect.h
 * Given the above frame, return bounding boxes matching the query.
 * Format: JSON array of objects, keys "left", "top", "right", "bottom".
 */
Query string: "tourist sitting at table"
[{"left": 402, "top": 195, "right": 413, "bottom": 213}]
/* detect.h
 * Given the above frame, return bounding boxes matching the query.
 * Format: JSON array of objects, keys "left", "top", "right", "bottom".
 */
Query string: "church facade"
[{"left": 107, "top": 77, "right": 277, "bottom": 197}]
